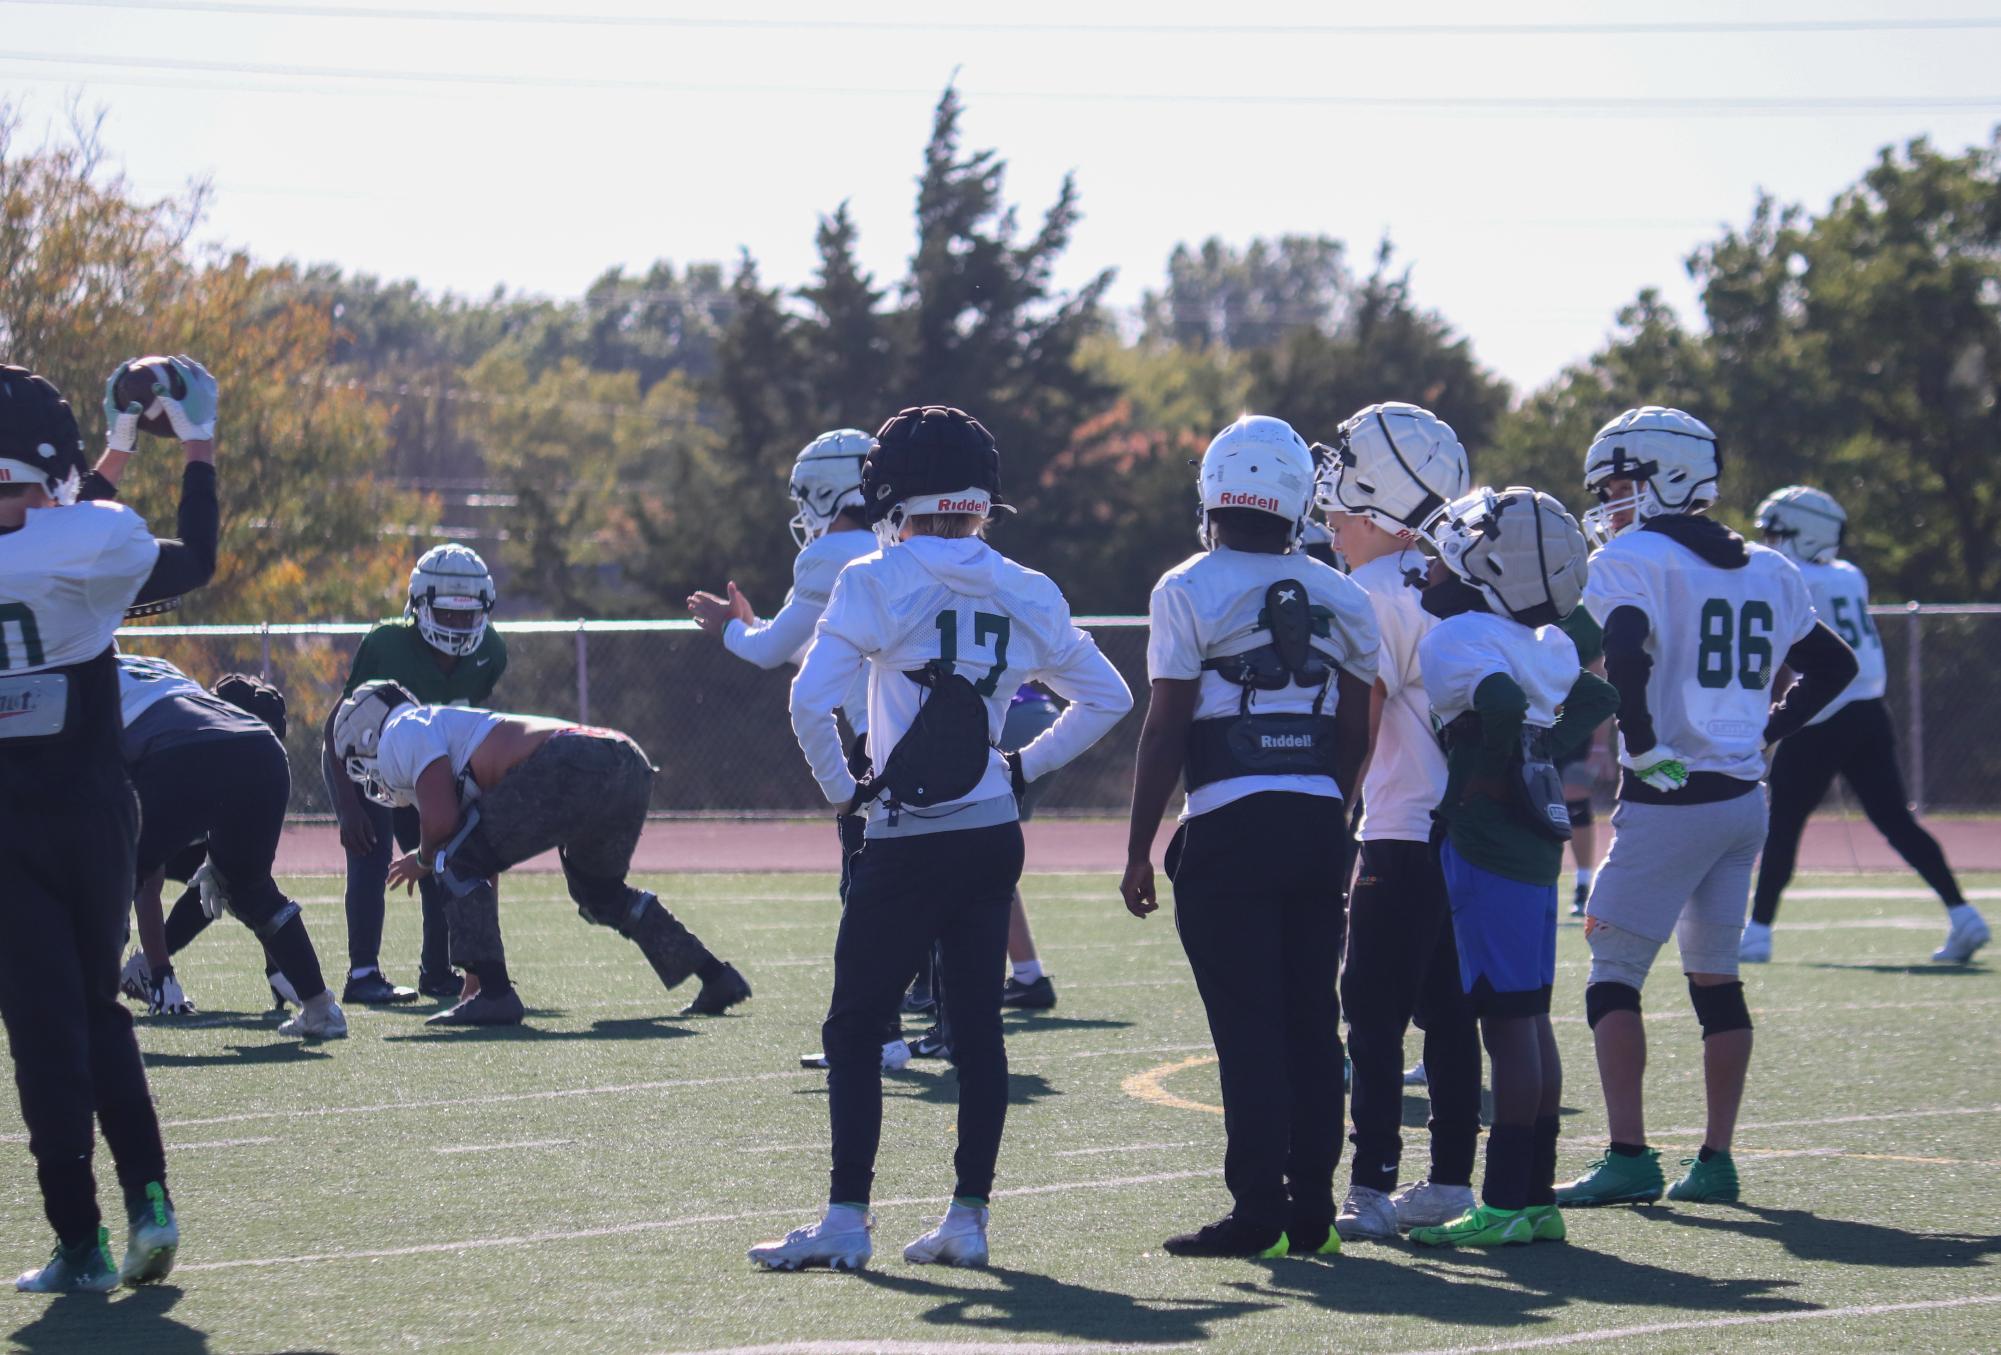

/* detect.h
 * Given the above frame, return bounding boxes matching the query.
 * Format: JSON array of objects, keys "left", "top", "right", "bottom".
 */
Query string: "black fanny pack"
[
  {"left": 1446, "top": 713, "right": 1571, "bottom": 842},
  {"left": 850, "top": 661, "right": 993, "bottom": 816},
  {"left": 1185, "top": 579, "right": 1344, "bottom": 792}
]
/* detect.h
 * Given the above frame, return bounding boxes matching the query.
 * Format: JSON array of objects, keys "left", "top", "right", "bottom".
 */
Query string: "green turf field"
[{"left": 4, "top": 871, "right": 1998, "bottom": 1354}]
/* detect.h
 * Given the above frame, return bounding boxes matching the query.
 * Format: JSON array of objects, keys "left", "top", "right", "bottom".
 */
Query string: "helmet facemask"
[{"left": 413, "top": 594, "right": 491, "bottom": 658}]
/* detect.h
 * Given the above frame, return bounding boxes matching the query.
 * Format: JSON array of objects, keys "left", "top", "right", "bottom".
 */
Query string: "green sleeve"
[
  {"left": 1549, "top": 670, "right": 1619, "bottom": 761},
  {"left": 1473, "top": 671, "right": 1528, "bottom": 754},
  {"left": 474, "top": 631, "right": 508, "bottom": 702},
  {"left": 1561, "top": 608, "right": 1605, "bottom": 668}
]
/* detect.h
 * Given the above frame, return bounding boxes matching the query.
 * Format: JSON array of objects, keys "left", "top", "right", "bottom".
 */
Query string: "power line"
[
  {"left": 10, "top": 0, "right": 2001, "bottom": 39},
  {"left": 5, "top": 51, "right": 1997, "bottom": 115}
]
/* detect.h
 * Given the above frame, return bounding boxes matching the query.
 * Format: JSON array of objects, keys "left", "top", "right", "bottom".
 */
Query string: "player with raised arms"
[
  {"left": 1743, "top": 485, "right": 1986, "bottom": 964},
  {"left": 1560, "top": 409, "right": 1857, "bottom": 1210},
  {"left": 1123, "top": 415, "right": 1380, "bottom": 1258},
  {"left": 0, "top": 357, "right": 219, "bottom": 1291},
  {"left": 751, "top": 405, "right": 1131, "bottom": 1271}
]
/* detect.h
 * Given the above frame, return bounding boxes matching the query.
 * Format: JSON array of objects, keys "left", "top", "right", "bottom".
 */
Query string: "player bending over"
[
  {"left": 1123, "top": 415, "right": 1380, "bottom": 1258},
  {"left": 1560, "top": 409, "right": 1856, "bottom": 1210},
  {"left": 1743, "top": 485, "right": 1986, "bottom": 965},
  {"left": 752, "top": 405, "right": 1130, "bottom": 1271},
  {"left": 331, "top": 687, "right": 750, "bottom": 1027}
]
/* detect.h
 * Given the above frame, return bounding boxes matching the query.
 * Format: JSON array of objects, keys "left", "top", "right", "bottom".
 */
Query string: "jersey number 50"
[{"left": 1696, "top": 598, "right": 1774, "bottom": 691}]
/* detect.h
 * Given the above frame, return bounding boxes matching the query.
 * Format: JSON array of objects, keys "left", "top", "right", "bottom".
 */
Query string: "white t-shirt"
[
  {"left": 1584, "top": 532, "right": 1817, "bottom": 780},
  {"left": 1349, "top": 554, "right": 1448, "bottom": 842},
  {"left": 0, "top": 500, "right": 159, "bottom": 673},
  {"left": 374, "top": 704, "right": 506, "bottom": 809},
  {"left": 790, "top": 535, "right": 1132, "bottom": 825},
  {"left": 724, "top": 528, "right": 874, "bottom": 732},
  {"left": 117, "top": 653, "right": 210, "bottom": 725},
  {"left": 1147, "top": 546, "right": 1381, "bottom": 819},
  {"left": 1796, "top": 558, "right": 1887, "bottom": 724},
  {"left": 1420, "top": 610, "right": 1580, "bottom": 732}
]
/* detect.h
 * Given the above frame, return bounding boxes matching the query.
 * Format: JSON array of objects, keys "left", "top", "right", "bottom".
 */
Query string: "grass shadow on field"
[
  {"left": 5, "top": 1285, "right": 242, "bottom": 1355},
  {"left": 1802, "top": 961, "right": 1988, "bottom": 977},
  {"left": 1001, "top": 1014, "right": 1136, "bottom": 1036},
  {"left": 381, "top": 1015, "right": 700, "bottom": 1044},
  {"left": 141, "top": 1040, "right": 335, "bottom": 1069},
  {"left": 791, "top": 1070, "right": 1063, "bottom": 1107},
  {"left": 858, "top": 1264, "right": 1276, "bottom": 1345},
  {"left": 1650, "top": 1204, "right": 2001, "bottom": 1268}
]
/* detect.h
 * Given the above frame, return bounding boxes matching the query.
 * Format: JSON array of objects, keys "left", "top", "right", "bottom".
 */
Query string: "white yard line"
[
  {"left": 658, "top": 1343, "right": 1189, "bottom": 1355},
  {"left": 1051, "top": 1141, "right": 1202, "bottom": 1158},
  {"left": 434, "top": 1138, "right": 575, "bottom": 1155},
  {"left": 168, "top": 1137, "right": 276, "bottom": 1151}
]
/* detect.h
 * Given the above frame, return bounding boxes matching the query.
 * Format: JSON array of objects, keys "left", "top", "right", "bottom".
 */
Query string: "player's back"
[{"left": 1796, "top": 558, "right": 1887, "bottom": 719}]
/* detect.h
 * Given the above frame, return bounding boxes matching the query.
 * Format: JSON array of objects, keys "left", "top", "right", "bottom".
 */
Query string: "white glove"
[
  {"left": 156, "top": 355, "right": 219, "bottom": 442},
  {"left": 149, "top": 968, "right": 194, "bottom": 1017},
  {"left": 1620, "top": 744, "right": 1690, "bottom": 793},
  {"left": 191, "top": 860, "right": 231, "bottom": 920},
  {"left": 102, "top": 363, "right": 143, "bottom": 453}
]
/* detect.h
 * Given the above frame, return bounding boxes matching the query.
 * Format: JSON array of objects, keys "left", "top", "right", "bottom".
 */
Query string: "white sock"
[
  {"left": 945, "top": 1199, "right": 986, "bottom": 1223},
  {"left": 348, "top": 966, "right": 378, "bottom": 980},
  {"left": 825, "top": 1203, "right": 868, "bottom": 1229},
  {"left": 1011, "top": 959, "right": 1043, "bottom": 984},
  {"left": 1575, "top": 867, "right": 1595, "bottom": 889}
]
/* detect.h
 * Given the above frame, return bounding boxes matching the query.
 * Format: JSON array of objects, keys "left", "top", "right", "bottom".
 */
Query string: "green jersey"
[
  {"left": 341, "top": 618, "right": 507, "bottom": 706},
  {"left": 1559, "top": 606, "right": 1604, "bottom": 668}
]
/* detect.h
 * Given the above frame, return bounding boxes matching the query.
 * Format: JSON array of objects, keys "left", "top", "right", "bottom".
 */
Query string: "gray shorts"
[
  {"left": 1000, "top": 695, "right": 1062, "bottom": 821},
  {"left": 1584, "top": 790, "right": 1767, "bottom": 988}
]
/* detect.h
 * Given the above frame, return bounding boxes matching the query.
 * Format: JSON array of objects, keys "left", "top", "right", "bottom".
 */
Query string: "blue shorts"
[{"left": 1439, "top": 841, "right": 1557, "bottom": 1018}]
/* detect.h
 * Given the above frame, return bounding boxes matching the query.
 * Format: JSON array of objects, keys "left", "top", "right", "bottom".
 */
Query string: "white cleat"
[
  {"left": 903, "top": 1204, "right": 989, "bottom": 1267},
  {"left": 1334, "top": 1184, "right": 1398, "bottom": 1242},
  {"left": 882, "top": 1039, "right": 912, "bottom": 1072},
  {"left": 1739, "top": 920, "right": 1773, "bottom": 964},
  {"left": 1933, "top": 905, "right": 1990, "bottom": 964},
  {"left": 1390, "top": 1179, "right": 1476, "bottom": 1231},
  {"left": 119, "top": 952, "right": 151, "bottom": 1002},
  {"left": 1402, "top": 1060, "right": 1428, "bottom": 1087},
  {"left": 278, "top": 996, "right": 348, "bottom": 1039},
  {"left": 749, "top": 1208, "right": 872, "bottom": 1271}
]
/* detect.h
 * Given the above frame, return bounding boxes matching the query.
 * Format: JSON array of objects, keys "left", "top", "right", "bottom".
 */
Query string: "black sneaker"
[
  {"left": 909, "top": 1025, "right": 953, "bottom": 1060},
  {"left": 425, "top": 988, "right": 526, "bottom": 1026},
  {"left": 999, "top": 975, "right": 1056, "bottom": 1010},
  {"left": 417, "top": 969, "right": 463, "bottom": 999},
  {"left": 1570, "top": 882, "right": 1589, "bottom": 917},
  {"left": 1162, "top": 1215, "right": 1288, "bottom": 1258},
  {"left": 681, "top": 963, "right": 751, "bottom": 1016},
  {"left": 342, "top": 971, "right": 419, "bottom": 1005},
  {"left": 901, "top": 978, "right": 936, "bottom": 1016}
]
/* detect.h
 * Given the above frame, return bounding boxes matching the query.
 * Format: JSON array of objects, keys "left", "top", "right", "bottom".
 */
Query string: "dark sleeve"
[
  {"left": 1550, "top": 670, "right": 1619, "bottom": 761},
  {"left": 78, "top": 470, "right": 119, "bottom": 503},
  {"left": 1473, "top": 671, "right": 1529, "bottom": 754},
  {"left": 1763, "top": 620, "right": 1860, "bottom": 746},
  {"left": 478, "top": 632, "right": 508, "bottom": 701},
  {"left": 130, "top": 463, "right": 219, "bottom": 606},
  {"left": 1601, "top": 604, "right": 1656, "bottom": 755}
]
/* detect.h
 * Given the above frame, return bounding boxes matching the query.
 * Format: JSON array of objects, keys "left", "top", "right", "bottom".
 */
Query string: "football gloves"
[
  {"left": 102, "top": 363, "right": 143, "bottom": 453},
  {"left": 149, "top": 967, "right": 194, "bottom": 1017},
  {"left": 191, "top": 860, "right": 232, "bottom": 920},
  {"left": 1620, "top": 745, "right": 1690, "bottom": 793},
  {"left": 156, "top": 355, "right": 218, "bottom": 442}
]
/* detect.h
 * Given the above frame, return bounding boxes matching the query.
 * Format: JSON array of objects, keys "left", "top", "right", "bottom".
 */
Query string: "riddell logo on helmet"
[
  {"left": 1219, "top": 490, "right": 1281, "bottom": 512},
  {"left": 937, "top": 497, "right": 986, "bottom": 513}
]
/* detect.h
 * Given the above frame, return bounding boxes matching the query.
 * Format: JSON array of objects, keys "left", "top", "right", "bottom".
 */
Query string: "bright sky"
[{"left": 4, "top": 0, "right": 1998, "bottom": 396}]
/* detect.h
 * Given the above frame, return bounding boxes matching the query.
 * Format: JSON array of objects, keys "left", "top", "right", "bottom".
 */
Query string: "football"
[{"left": 112, "top": 355, "right": 187, "bottom": 438}]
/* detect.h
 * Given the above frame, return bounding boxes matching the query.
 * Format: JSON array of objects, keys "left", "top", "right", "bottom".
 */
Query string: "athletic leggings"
[{"left": 1753, "top": 698, "right": 1963, "bottom": 925}]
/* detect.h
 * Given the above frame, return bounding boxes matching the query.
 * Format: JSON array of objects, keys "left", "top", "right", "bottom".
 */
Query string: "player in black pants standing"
[{"left": 0, "top": 358, "right": 218, "bottom": 1291}]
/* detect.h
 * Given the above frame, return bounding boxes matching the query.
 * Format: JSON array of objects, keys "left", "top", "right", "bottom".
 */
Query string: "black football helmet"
[
  {"left": 212, "top": 672, "right": 289, "bottom": 739},
  {"left": 0, "top": 365, "right": 87, "bottom": 503},
  {"left": 861, "top": 406, "right": 1006, "bottom": 541}
]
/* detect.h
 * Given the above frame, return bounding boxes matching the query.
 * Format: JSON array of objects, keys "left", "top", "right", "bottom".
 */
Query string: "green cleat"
[
  {"left": 1409, "top": 1204, "right": 1532, "bottom": 1248},
  {"left": 120, "top": 1181, "right": 178, "bottom": 1286},
  {"left": 1555, "top": 1148, "right": 1664, "bottom": 1206},
  {"left": 1525, "top": 1204, "right": 1567, "bottom": 1242},
  {"left": 14, "top": 1229, "right": 119, "bottom": 1293},
  {"left": 1667, "top": 1151, "right": 1740, "bottom": 1204}
]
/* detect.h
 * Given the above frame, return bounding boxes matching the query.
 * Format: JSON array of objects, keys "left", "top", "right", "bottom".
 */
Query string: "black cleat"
[
  {"left": 999, "top": 975, "right": 1056, "bottom": 1010},
  {"left": 1571, "top": 882, "right": 1589, "bottom": 917},
  {"left": 424, "top": 988, "right": 525, "bottom": 1026},
  {"left": 909, "top": 1025, "right": 953, "bottom": 1061},
  {"left": 681, "top": 963, "right": 751, "bottom": 1016},
  {"left": 1162, "top": 1214, "right": 1288, "bottom": 1258},
  {"left": 417, "top": 968, "right": 464, "bottom": 999},
  {"left": 342, "top": 971, "right": 419, "bottom": 1005}
]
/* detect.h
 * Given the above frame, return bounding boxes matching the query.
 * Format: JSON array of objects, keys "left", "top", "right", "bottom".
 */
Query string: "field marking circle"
[{"left": 1121, "top": 1054, "right": 1222, "bottom": 1116}]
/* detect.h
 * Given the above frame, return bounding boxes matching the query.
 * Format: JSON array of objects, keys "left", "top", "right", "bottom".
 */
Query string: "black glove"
[
  {"left": 1005, "top": 749, "right": 1027, "bottom": 800},
  {"left": 837, "top": 813, "right": 866, "bottom": 861}
]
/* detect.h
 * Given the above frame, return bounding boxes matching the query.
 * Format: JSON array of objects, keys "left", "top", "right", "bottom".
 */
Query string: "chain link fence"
[{"left": 114, "top": 606, "right": 2001, "bottom": 818}]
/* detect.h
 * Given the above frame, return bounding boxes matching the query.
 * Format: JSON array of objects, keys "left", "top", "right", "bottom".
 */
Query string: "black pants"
[
  {"left": 1342, "top": 838, "right": 1482, "bottom": 1193},
  {"left": 823, "top": 821, "right": 1023, "bottom": 1205},
  {"left": 324, "top": 753, "right": 450, "bottom": 978},
  {"left": 1753, "top": 698, "right": 1963, "bottom": 924},
  {"left": 1169, "top": 792, "right": 1347, "bottom": 1234},
  {"left": 0, "top": 757, "right": 166, "bottom": 1244}
]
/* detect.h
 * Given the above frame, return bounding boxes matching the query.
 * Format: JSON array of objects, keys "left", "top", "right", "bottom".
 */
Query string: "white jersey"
[
  {"left": 1796, "top": 558, "right": 1887, "bottom": 724},
  {"left": 1420, "top": 610, "right": 1580, "bottom": 731},
  {"left": 1148, "top": 546, "right": 1380, "bottom": 819},
  {"left": 374, "top": 704, "right": 506, "bottom": 808},
  {"left": 724, "top": 528, "right": 874, "bottom": 732},
  {"left": 1584, "top": 530, "right": 1816, "bottom": 780},
  {"left": 1348, "top": 554, "right": 1447, "bottom": 842},
  {"left": 0, "top": 500, "right": 159, "bottom": 674},
  {"left": 791, "top": 534, "right": 1132, "bottom": 827},
  {"left": 118, "top": 654, "right": 210, "bottom": 725}
]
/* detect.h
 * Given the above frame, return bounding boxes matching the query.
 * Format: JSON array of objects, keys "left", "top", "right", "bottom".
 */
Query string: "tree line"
[{"left": 4, "top": 92, "right": 1998, "bottom": 623}]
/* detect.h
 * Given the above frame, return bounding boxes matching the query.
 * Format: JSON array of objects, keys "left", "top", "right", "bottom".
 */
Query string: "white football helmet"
[
  {"left": 1314, "top": 401, "right": 1471, "bottom": 533},
  {"left": 332, "top": 679, "right": 417, "bottom": 807},
  {"left": 1756, "top": 484, "right": 1846, "bottom": 565},
  {"left": 1581, "top": 406, "right": 1720, "bottom": 546},
  {"left": 1198, "top": 415, "right": 1316, "bottom": 550},
  {"left": 788, "top": 428, "right": 873, "bottom": 548},
  {"left": 407, "top": 543, "right": 496, "bottom": 658},
  {"left": 1421, "top": 485, "right": 1590, "bottom": 626}
]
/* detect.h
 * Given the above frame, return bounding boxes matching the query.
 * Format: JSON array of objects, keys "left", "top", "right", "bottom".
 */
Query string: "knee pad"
[
  {"left": 1585, "top": 981, "right": 1642, "bottom": 1030},
  {"left": 243, "top": 895, "right": 301, "bottom": 942},
  {"left": 1688, "top": 978, "right": 1752, "bottom": 1038}
]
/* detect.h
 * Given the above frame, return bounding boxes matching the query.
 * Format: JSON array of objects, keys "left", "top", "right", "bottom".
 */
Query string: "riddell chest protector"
[{"left": 1185, "top": 580, "right": 1343, "bottom": 790}]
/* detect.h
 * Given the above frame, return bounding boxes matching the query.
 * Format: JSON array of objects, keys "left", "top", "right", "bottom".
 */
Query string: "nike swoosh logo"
[{"left": 473, "top": 658, "right": 491, "bottom": 666}]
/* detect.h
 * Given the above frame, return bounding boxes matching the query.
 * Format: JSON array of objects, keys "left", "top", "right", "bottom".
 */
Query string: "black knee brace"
[
  {"left": 1585, "top": 981, "right": 1642, "bottom": 1029},
  {"left": 1687, "top": 979, "right": 1752, "bottom": 1038}
]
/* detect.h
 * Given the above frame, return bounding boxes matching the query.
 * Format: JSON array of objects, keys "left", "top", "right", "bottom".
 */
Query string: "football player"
[
  {"left": 0, "top": 358, "right": 217, "bottom": 1292},
  {"left": 114, "top": 658, "right": 345, "bottom": 1037},
  {"left": 331, "top": 686, "right": 750, "bottom": 1027},
  {"left": 322, "top": 543, "right": 506, "bottom": 1005},
  {"left": 1744, "top": 485, "right": 1986, "bottom": 964},
  {"left": 1311, "top": 402, "right": 1483, "bottom": 1241},
  {"left": 1557, "top": 606, "right": 1611, "bottom": 916},
  {"left": 1123, "top": 415, "right": 1380, "bottom": 1258},
  {"left": 1408, "top": 487, "right": 1616, "bottom": 1248},
  {"left": 688, "top": 429, "right": 908, "bottom": 1071},
  {"left": 1559, "top": 409, "right": 1857, "bottom": 1210},
  {"left": 751, "top": 405, "right": 1131, "bottom": 1272}
]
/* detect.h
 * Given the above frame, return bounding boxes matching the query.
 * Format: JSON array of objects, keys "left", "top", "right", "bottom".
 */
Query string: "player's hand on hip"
[
  {"left": 686, "top": 590, "right": 735, "bottom": 635},
  {"left": 1621, "top": 746, "right": 1690, "bottom": 794},
  {"left": 1120, "top": 857, "right": 1158, "bottom": 919}
]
